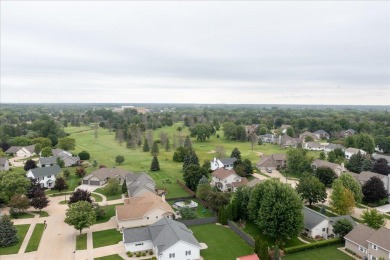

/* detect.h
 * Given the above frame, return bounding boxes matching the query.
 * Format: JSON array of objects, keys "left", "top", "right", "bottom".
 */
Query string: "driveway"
[
  {"left": 376, "top": 204, "right": 390, "bottom": 213},
  {"left": 262, "top": 169, "right": 299, "bottom": 187},
  {"left": 76, "top": 184, "right": 101, "bottom": 192}
]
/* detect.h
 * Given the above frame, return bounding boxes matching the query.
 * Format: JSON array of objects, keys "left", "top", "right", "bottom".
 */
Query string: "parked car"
[{"left": 266, "top": 168, "right": 272, "bottom": 173}]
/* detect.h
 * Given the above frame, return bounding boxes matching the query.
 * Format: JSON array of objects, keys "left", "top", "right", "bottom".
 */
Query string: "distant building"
[
  {"left": 311, "top": 159, "right": 344, "bottom": 176},
  {"left": 256, "top": 154, "right": 287, "bottom": 171},
  {"left": 0, "top": 158, "right": 10, "bottom": 171},
  {"left": 210, "top": 157, "right": 237, "bottom": 171},
  {"left": 345, "top": 148, "right": 367, "bottom": 160}
]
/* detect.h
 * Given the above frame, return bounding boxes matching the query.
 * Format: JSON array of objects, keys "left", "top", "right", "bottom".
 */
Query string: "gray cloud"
[{"left": 1, "top": 1, "right": 389, "bottom": 104}]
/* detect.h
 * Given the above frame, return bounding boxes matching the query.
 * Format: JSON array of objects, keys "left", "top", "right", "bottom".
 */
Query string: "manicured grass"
[
  {"left": 48, "top": 191, "right": 73, "bottom": 197},
  {"left": 0, "top": 224, "right": 30, "bottom": 255},
  {"left": 31, "top": 211, "right": 49, "bottom": 217},
  {"left": 311, "top": 205, "right": 339, "bottom": 217},
  {"left": 94, "top": 254, "right": 123, "bottom": 260},
  {"left": 92, "top": 229, "right": 122, "bottom": 248},
  {"left": 25, "top": 224, "right": 45, "bottom": 252},
  {"left": 282, "top": 244, "right": 353, "bottom": 260},
  {"left": 11, "top": 212, "right": 35, "bottom": 219},
  {"left": 242, "top": 220, "right": 305, "bottom": 248},
  {"left": 45, "top": 169, "right": 82, "bottom": 195},
  {"left": 91, "top": 193, "right": 103, "bottom": 202},
  {"left": 95, "top": 203, "right": 124, "bottom": 224},
  {"left": 168, "top": 199, "right": 215, "bottom": 218},
  {"left": 76, "top": 233, "right": 87, "bottom": 250},
  {"left": 191, "top": 224, "right": 253, "bottom": 260},
  {"left": 94, "top": 187, "right": 122, "bottom": 201},
  {"left": 59, "top": 200, "right": 68, "bottom": 204}
]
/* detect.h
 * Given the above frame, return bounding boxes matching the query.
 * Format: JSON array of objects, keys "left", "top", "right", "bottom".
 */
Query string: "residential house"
[
  {"left": 278, "top": 135, "right": 302, "bottom": 148},
  {"left": 26, "top": 165, "right": 61, "bottom": 188},
  {"left": 345, "top": 225, "right": 390, "bottom": 260},
  {"left": 236, "top": 254, "right": 260, "bottom": 260},
  {"left": 122, "top": 218, "right": 201, "bottom": 260},
  {"left": 303, "top": 142, "right": 326, "bottom": 151},
  {"left": 6, "top": 145, "right": 36, "bottom": 157},
  {"left": 350, "top": 171, "right": 390, "bottom": 192},
  {"left": 299, "top": 131, "right": 319, "bottom": 142},
  {"left": 345, "top": 148, "right": 367, "bottom": 160},
  {"left": 82, "top": 167, "right": 129, "bottom": 186},
  {"left": 50, "top": 149, "right": 80, "bottom": 167},
  {"left": 259, "top": 134, "right": 277, "bottom": 144},
  {"left": 311, "top": 159, "right": 344, "bottom": 176},
  {"left": 210, "top": 157, "right": 237, "bottom": 171},
  {"left": 313, "top": 130, "right": 330, "bottom": 140},
  {"left": 372, "top": 153, "right": 390, "bottom": 166},
  {"left": 245, "top": 124, "right": 259, "bottom": 136},
  {"left": 211, "top": 168, "right": 248, "bottom": 192},
  {"left": 116, "top": 193, "right": 175, "bottom": 229},
  {"left": 344, "top": 129, "right": 356, "bottom": 137},
  {"left": 0, "top": 158, "right": 9, "bottom": 171},
  {"left": 279, "top": 124, "right": 292, "bottom": 134},
  {"left": 303, "top": 206, "right": 356, "bottom": 239},
  {"left": 256, "top": 154, "right": 287, "bottom": 171},
  {"left": 126, "top": 172, "right": 156, "bottom": 197},
  {"left": 324, "top": 144, "right": 345, "bottom": 153}
]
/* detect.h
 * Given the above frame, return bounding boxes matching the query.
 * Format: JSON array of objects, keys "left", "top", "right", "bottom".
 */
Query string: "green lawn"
[
  {"left": 191, "top": 224, "right": 253, "bottom": 260},
  {"left": 31, "top": 211, "right": 49, "bottom": 217},
  {"left": 94, "top": 187, "right": 122, "bottom": 201},
  {"left": 168, "top": 199, "right": 215, "bottom": 218},
  {"left": 311, "top": 205, "right": 338, "bottom": 217},
  {"left": 76, "top": 233, "right": 87, "bottom": 250},
  {"left": 11, "top": 212, "right": 35, "bottom": 219},
  {"left": 92, "top": 229, "right": 122, "bottom": 248},
  {"left": 0, "top": 224, "right": 30, "bottom": 255},
  {"left": 242, "top": 220, "right": 305, "bottom": 248},
  {"left": 95, "top": 203, "right": 124, "bottom": 224},
  {"left": 25, "top": 224, "right": 45, "bottom": 252},
  {"left": 282, "top": 244, "right": 353, "bottom": 260},
  {"left": 94, "top": 254, "right": 123, "bottom": 260},
  {"left": 91, "top": 193, "right": 103, "bottom": 202},
  {"left": 45, "top": 168, "right": 82, "bottom": 195}
]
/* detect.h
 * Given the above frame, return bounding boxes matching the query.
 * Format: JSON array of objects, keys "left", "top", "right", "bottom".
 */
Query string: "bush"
[
  {"left": 284, "top": 238, "right": 343, "bottom": 254},
  {"left": 141, "top": 252, "right": 146, "bottom": 256},
  {"left": 127, "top": 252, "right": 133, "bottom": 257},
  {"left": 78, "top": 151, "right": 90, "bottom": 160},
  {"left": 136, "top": 252, "right": 141, "bottom": 257},
  {"left": 149, "top": 250, "right": 153, "bottom": 255}
]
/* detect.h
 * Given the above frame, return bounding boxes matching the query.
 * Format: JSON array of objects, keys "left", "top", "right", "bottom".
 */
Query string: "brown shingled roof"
[
  {"left": 367, "top": 227, "right": 390, "bottom": 251},
  {"left": 344, "top": 224, "right": 375, "bottom": 249},
  {"left": 212, "top": 168, "right": 237, "bottom": 180},
  {"left": 116, "top": 193, "right": 174, "bottom": 221}
]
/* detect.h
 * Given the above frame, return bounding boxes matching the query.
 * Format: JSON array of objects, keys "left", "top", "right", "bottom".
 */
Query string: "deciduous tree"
[
  {"left": 64, "top": 201, "right": 96, "bottom": 234},
  {"left": 183, "top": 164, "right": 207, "bottom": 191},
  {"left": 68, "top": 189, "right": 92, "bottom": 204},
  {"left": 362, "top": 176, "right": 388, "bottom": 204},
  {"left": 57, "top": 137, "right": 76, "bottom": 151},
  {"left": 361, "top": 209, "right": 385, "bottom": 229},
  {"left": 372, "top": 158, "right": 390, "bottom": 175},
  {"left": 102, "top": 179, "right": 121, "bottom": 196},
  {"left": 41, "top": 147, "right": 53, "bottom": 157},
  {"left": 314, "top": 167, "right": 337, "bottom": 187},
  {"left": 30, "top": 189, "right": 49, "bottom": 211},
  {"left": 330, "top": 180, "right": 355, "bottom": 215},
  {"left": 9, "top": 194, "right": 30, "bottom": 213},
  {"left": 333, "top": 218, "right": 354, "bottom": 238},
  {"left": 78, "top": 151, "right": 90, "bottom": 160},
  {"left": 230, "top": 148, "right": 241, "bottom": 160},
  {"left": 24, "top": 159, "right": 37, "bottom": 171},
  {"left": 296, "top": 174, "right": 327, "bottom": 208},
  {"left": 53, "top": 177, "right": 68, "bottom": 192},
  {"left": 0, "top": 172, "right": 30, "bottom": 202},
  {"left": 338, "top": 173, "right": 363, "bottom": 203},
  {"left": 115, "top": 155, "right": 125, "bottom": 165}
]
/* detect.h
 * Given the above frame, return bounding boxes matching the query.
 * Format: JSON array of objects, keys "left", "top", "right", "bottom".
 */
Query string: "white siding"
[
  {"left": 118, "top": 208, "right": 174, "bottom": 229},
  {"left": 309, "top": 220, "right": 329, "bottom": 238},
  {"left": 157, "top": 241, "right": 200, "bottom": 260},
  {"left": 124, "top": 240, "right": 153, "bottom": 253}
]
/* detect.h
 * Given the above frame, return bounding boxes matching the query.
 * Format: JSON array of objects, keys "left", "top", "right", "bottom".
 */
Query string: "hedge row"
[{"left": 284, "top": 238, "right": 343, "bottom": 254}]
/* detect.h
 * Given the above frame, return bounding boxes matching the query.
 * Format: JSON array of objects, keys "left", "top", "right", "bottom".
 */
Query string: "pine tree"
[
  {"left": 122, "top": 179, "right": 127, "bottom": 194},
  {"left": 0, "top": 215, "right": 19, "bottom": 247},
  {"left": 143, "top": 139, "right": 150, "bottom": 152},
  {"left": 183, "top": 149, "right": 199, "bottom": 170},
  {"left": 150, "top": 156, "right": 160, "bottom": 171},
  {"left": 361, "top": 159, "right": 373, "bottom": 172},
  {"left": 230, "top": 148, "right": 241, "bottom": 160},
  {"left": 151, "top": 141, "right": 159, "bottom": 155},
  {"left": 165, "top": 138, "right": 170, "bottom": 152},
  {"left": 184, "top": 136, "right": 192, "bottom": 149}
]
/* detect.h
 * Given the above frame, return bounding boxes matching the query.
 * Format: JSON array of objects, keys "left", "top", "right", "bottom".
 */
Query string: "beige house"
[
  {"left": 345, "top": 225, "right": 390, "bottom": 260},
  {"left": 256, "top": 154, "right": 287, "bottom": 171},
  {"left": 211, "top": 168, "right": 248, "bottom": 192},
  {"left": 116, "top": 192, "right": 175, "bottom": 229},
  {"left": 311, "top": 159, "right": 344, "bottom": 176},
  {"left": 350, "top": 171, "right": 390, "bottom": 192},
  {"left": 6, "top": 145, "right": 36, "bottom": 157},
  {"left": 0, "top": 158, "right": 10, "bottom": 171},
  {"left": 299, "top": 131, "right": 319, "bottom": 142},
  {"left": 82, "top": 167, "right": 129, "bottom": 186},
  {"left": 125, "top": 173, "right": 156, "bottom": 197},
  {"left": 345, "top": 147, "right": 367, "bottom": 160}
]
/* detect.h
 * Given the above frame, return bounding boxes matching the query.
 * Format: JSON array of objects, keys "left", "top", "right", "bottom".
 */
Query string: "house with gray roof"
[
  {"left": 259, "top": 134, "right": 277, "bottom": 144},
  {"left": 345, "top": 225, "right": 390, "bottom": 260},
  {"left": 311, "top": 159, "right": 345, "bottom": 176},
  {"left": 345, "top": 147, "right": 367, "bottom": 160},
  {"left": 38, "top": 154, "right": 79, "bottom": 168},
  {"left": 303, "top": 206, "right": 356, "bottom": 239},
  {"left": 126, "top": 172, "right": 156, "bottom": 197},
  {"left": 372, "top": 153, "right": 390, "bottom": 165},
  {"left": 123, "top": 217, "right": 201, "bottom": 260},
  {"left": 256, "top": 154, "right": 287, "bottom": 171},
  {"left": 303, "top": 142, "right": 326, "bottom": 151},
  {"left": 324, "top": 143, "right": 345, "bottom": 153},
  {"left": 313, "top": 130, "right": 330, "bottom": 139},
  {"left": 210, "top": 157, "right": 237, "bottom": 171},
  {"left": 350, "top": 171, "right": 390, "bottom": 192},
  {"left": 5, "top": 145, "right": 35, "bottom": 157},
  {"left": 0, "top": 158, "right": 9, "bottom": 171},
  {"left": 26, "top": 165, "right": 61, "bottom": 188}
]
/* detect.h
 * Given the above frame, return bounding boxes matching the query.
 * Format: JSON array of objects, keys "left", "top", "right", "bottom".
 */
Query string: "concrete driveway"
[{"left": 376, "top": 203, "right": 390, "bottom": 213}]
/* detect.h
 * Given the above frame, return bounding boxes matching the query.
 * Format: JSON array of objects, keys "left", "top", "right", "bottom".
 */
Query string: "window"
[
  {"left": 322, "top": 228, "right": 326, "bottom": 232},
  {"left": 47, "top": 175, "right": 51, "bottom": 178},
  {"left": 135, "top": 243, "right": 143, "bottom": 246},
  {"left": 185, "top": 250, "right": 191, "bottom": 255},
  {"left": 169, "top": 253, "right": 175, "bottom": 258},
  {"left": 147, "top": 217, "right": 149, "bottom": 220},
  {"left": 359, "top": 246, "right": 365, "bottom": 252},
  {"left": 372, "top": 244, "right": 377, "bottom": 250},
  {"left": 156, "top": 216, "right": 158, "bottom": 219}
]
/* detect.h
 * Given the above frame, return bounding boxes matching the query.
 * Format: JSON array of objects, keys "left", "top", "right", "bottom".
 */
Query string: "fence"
[
  {"left": 176, "top": 180, "right": 196, "bottom": 196},
  {"left": 227, "top": 221, "right": 255, "bottom": 247},
  {"left": 178, "top": 217, "right": 217, "bottom": 227}
]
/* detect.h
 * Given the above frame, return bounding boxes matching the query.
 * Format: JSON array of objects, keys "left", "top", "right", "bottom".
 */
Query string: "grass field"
[
  {"left": 91, "top": 193, "right": 103, "bottom": 202},
  {"left": 242, "top": 220, "right": 305, "bottom": 248},
  {"left": 0, "top": 224, "right": 30, "bottom": 255},
  {"left": 94, "top": 254, "right": 124, "bottom": 260},
  {"left": 92, "top": 229, "right": 122, "bottom": 248},
  {"left": 94, "top": 187, "right": 122, "bottom": 201},
  {"left": 282, "top": 244, "right": 353, "bottom": 260},
  {"left": 95, "top": 203, "right": 124, "bottom": 224},
  {"left": 25, "top": 224, "right": 45, "bottom": 252},
  {"left": 190, "top": 224, "right": 253, "bottom": 260},
  {"left": 11, "top": 212, "right": 35, "bottom": 219},
  {"left": 76, "top": 234, "right": 87, "bottom": 250},
  {"left": 168, "top": 199, "right": 215, "bottom": 218},
  {"left": 31, "top": 211, "right": 49, "bottom": 217}
]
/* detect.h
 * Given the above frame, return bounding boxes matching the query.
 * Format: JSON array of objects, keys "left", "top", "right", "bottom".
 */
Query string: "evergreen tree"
[
  {"left": 361, "top": 159, "right": 373, "bottom": 172},
  {"left": 183, "top": 149, "right": 199, "bottom": 170},
  {"left": 346, "top": 152, "right": 365, "bottom": 173},
  {"left": 0, "top": 215, "right": 19, "bottom": 247},
  {"left": 184, "top": 135, "right": 192, "bottom": 149},
  {"left": 151, "top": 141, "right": 159, "bottom": 155},
  {"left": 150, "top": 156, "right": 160, "bottom": 171},
  {"left": 122, "top": 179, "right": 127, "bottom": 194},
  {"left": 165, "top": 138, "right": 170, "bottom": 152},
  {"left": 142, "top": 138, "right": 150, "bottom": 152},
  {"left": 198, "top": 175, "right": 209, "bottom": 186},
  {"left": 230, "top": 148, "right": 241, "bottom": 160}
]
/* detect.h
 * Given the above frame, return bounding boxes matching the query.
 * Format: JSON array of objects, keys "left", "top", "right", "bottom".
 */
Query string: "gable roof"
[
  {"left": 52, "top": 148, "right": 71, "bottom": 157},
  {"left": 83, "top": 167, "right": 129, "bottom": 181},
  {"left": 345, "top": 147, "right": 364, "bottom": 154},
  {"left": 303, "top": 206, "right": 356, "bottom": 230},
  {"left": 126, "top": 172, "right": 156, "bottom": 196},
  {"left": 23, "top": 145, "right": 35, "bottom": 153},
  {"left": 344, "top": 224, "right": 375, "bottom": 249},
  {"left": 313, "top": 130, "right": 329, "bottom": 135},
  {"left": 326, "top": 143, "right": 345, "bottom": 151},
  {"left": 212, "top": 168, "right": 238, "bottom": 180},
  {"left": 28, "top": 165, "right": 61, "bottom": 178},
  {"left": 367, "top": 227, "right": 390, "bottom": 251},
  {"left": 0, "top": 157, "right": 8, "bottom": 166},
  {"left": 356, "top": 171, "right": 387, "bottom": 183},
  {"left": 232, "top": 177, "right": 248, "bottom": 188},
  {"left": 246, "top": 178, "right": 262, "bottom": 188},
  {"left": 312, "top": 159, "right": 342, "bottom": 171},
  {"left": 5, "top": 146, "right": 21, "bottom": 153},
  {"left": 123, "top": 218, "right": 200, "bottom": 253},
  {"left": 116, "top": 193, "right": 174, "bottom": 221},
  {"left": 220, "top": 157, "right": 237, "bottom": 166},
  {"left": 237, "top": 254, "right": 260, "bottom": 260},
  {"left": 372, "top": 153, "right": 390, "bottom": 163},
  {"left": 39, "top": 156, "right": 59, "bottom": 165}
]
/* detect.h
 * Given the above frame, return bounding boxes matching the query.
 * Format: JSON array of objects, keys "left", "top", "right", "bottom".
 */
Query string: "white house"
[
  {"left": 210, "top": 157, "right": 237, "bottom": 171},
  {"left": 6, "top": 145, "right": 35, "bottom": 157},
  {"left": 0, "top": 158, "right": 10, "bottom": 171},
  {"left": 211, "top": 168, "right": 248, "bottom": 192},
  {"left": 345, "top": 148, "right": 367, "bottom": 160},
  {"left": 303, "top": 142, "right": 326, "bottom": 151},
  {"left": 26, "top": 165, "right": 61, "bottom": 188},
  {"left": 303, "top": 206, "right": 356, "bottom": 239},
  {"left": 116, "top": 193, "right": 175, "bottom": 229},
  {"left": 123, "top": 218, "right": 201, "bottom": 260}
]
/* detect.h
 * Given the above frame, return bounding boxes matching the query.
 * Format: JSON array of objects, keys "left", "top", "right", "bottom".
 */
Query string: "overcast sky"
[{"left": 1, "top": 1, "right": 389, "bottom": 105}]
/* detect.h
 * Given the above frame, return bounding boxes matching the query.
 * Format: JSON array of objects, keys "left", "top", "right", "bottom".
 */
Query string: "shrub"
[
  {"left": 78, "top": 151, "right": 90, "bottom": 160},
  {"left": 284, "top": 238, "right": 343, "bottom": 254},
  {"left": 127, "top": 252, "right": 133, "bottom": 257},
  {"left": 141, "top": 252, "right": 146, "bottom": 256},
  {"left": 149, "top": 250, "right": 153, "bottom": 255},
  {"left": 136, "top": 252, "right": 141, "bottom": 257}
]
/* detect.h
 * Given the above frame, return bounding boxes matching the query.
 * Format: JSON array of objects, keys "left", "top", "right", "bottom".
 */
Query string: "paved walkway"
[
  {"left": 18, "top": 214, "right": 40, "bottom": 254},
  {"left": 253, "top": 170, "right": 299, "bottom": 187}
]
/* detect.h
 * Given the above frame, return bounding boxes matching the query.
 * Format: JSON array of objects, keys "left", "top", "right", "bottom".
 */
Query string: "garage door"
[
  {"left": 89, "top": 180, "right": 100, "bottom": 186},
  {"left": 82, "top": 180, "right": 89, "bottom": 185}
]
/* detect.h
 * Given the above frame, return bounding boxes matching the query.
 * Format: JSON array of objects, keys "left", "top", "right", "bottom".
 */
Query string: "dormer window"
[{"left": 372, "top": 244, "right": 377, "bottom": 250}]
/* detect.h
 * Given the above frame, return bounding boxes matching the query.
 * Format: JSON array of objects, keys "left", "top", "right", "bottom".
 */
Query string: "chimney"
[
  {"left": 161, "top": 194, "right": 166, "bottom": 203},
  {"left": 341, "top": 162, "right": 345, "bottom": 172}
]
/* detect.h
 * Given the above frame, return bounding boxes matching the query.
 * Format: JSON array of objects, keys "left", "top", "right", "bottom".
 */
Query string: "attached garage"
[
  {"left": 89, "top": 180, "right": 101, "bottom": 186},
  {"left": 82, "top": 180, "right": 89, "bottom": 185}
]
